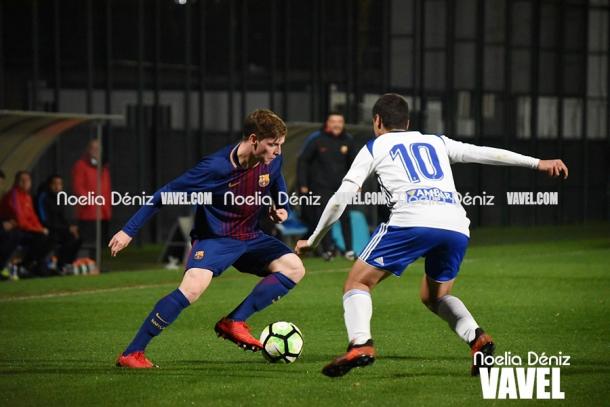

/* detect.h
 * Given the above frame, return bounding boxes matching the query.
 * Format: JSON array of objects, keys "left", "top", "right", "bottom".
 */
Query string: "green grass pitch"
[{"left": 0, "top": 224, "right": 608, "bottom": 406}]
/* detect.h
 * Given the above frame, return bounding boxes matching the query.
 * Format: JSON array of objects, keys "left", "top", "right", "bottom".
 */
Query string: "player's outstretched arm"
[
  {"left": 295, "top": 192, "right": 347, "bottom": 255},
  {"left": 294, "top": 180, "right": 359, "bottom": 255},
  {"left": 294, "top": 239, "right": 312, "bottom": 255},
  {"left": 295, "top": 144, "right": 374, "bottom": 255},
  {"left": 108, "top": 230, "right": 133, "bottom": 257},
  {"left": 537, "top": 159, "right": 568, "bottom": 179},
  {"left": 443, "top": 136, "right": 568, "bottom": 179},
  {"left": 118, "top": 157, "right": 217, "bottom": 246}
]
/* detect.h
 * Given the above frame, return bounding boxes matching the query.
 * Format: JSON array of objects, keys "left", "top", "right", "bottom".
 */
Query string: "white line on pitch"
[{"left": 0, "top": 283, "right": 174, "bottom": 303}]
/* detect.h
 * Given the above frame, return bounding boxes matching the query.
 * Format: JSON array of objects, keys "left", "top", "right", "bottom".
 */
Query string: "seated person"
[
  {"left": 0, "top": 219, "right": 20, "bottom": 280},
  {"left": 0, "top": 171, "right": 54, "bottom": 277},
  {"left": 37, "top": 175, "right": 82, "bottom": 272},
  {"left": 0, "top": 170, "right": 20, "bottom": 279}
]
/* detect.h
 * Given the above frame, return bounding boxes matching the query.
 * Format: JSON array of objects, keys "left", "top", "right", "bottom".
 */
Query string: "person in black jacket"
[
  {"left": 297, "top": 113, "right": 356, "bottom": 260},
  {"left": 37, "top": 175, "right": 82, "bottom": 272}
]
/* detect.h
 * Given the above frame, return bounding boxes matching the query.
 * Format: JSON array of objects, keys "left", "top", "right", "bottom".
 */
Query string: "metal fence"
[{"left": 1, "top": 0, "right": 608, "bottom": 243}]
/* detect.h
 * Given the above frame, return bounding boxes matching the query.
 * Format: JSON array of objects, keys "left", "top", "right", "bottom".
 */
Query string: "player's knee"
[
  {"left": 343, "top": 278, "right": 372, "bottom": 293},
  {"left": 343, "top": 279, "right": 356, "bottom": 293},
  {"left": 179, "top": 268, "right": 212, "bottom": 303},
  {"left": 179, "top": 285, "right": 204, "bottom": 303},
  {"left": 272, "top": 254, "right": 305, "bottom": 283},
  {"left": 283, "top": 260, "right": 305, "bottom": 283},
  {"left": 343, "top": 272, "right": 376, "bottom": 293},
  {"left": 421, "top": 295, "right": 440, "bottom": 313}
]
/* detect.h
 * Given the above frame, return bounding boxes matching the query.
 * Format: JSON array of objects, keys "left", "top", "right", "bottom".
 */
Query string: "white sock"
[
  {"left": 343, "top": 289, "right": 373, "bottom": 345},
  {"left": 436, "top": 295, "right": 479, "bottom": 344}
]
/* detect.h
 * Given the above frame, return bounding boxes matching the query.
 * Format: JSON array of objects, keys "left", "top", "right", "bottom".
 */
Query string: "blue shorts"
[
  {"left": 359, "top": 225, "right": 469, "bottom": 282},
  {"left": 185, "top": 233, "right": 293, "bottom": 277}
]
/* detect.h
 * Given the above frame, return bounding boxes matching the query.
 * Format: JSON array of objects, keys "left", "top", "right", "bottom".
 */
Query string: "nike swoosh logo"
[
  {"left": 229, "top": 181, "right": 240, "bottom": 188},
  {"left": 155, "top": 313, "right": 169, "bottom": 324}
]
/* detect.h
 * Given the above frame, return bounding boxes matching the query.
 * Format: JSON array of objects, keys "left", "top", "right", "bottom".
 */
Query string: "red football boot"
[
  {"left": 322, "top": 340, "right": 376, "bottom": 377},
  {"left": 470, "top": 328, "right": 496, "bottom": 376},
  {"left": 214, "top": 317, "right": 263, "bottom": 352},
  {"left": 116, "top": 351, "right": 158, "bottom": 368}
]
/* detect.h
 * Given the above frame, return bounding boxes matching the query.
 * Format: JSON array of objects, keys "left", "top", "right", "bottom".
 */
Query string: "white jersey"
[{"left": 342, "top": 131, "right": 539, "bottom": 237}]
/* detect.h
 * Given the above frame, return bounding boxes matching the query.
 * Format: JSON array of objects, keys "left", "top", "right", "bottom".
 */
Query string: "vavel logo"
[{"left": 477, "top": 351, "right": 570, "bottom": 400}]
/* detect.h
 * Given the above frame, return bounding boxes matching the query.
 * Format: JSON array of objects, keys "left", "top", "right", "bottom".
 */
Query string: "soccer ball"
[{"left": 259, "top": 321, "right": 303, "bottom": 363}]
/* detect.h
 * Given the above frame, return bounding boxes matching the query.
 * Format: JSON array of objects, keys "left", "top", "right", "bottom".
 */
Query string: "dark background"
[{"left": 1, "top": 0, "right": 608, "bottom": 243}]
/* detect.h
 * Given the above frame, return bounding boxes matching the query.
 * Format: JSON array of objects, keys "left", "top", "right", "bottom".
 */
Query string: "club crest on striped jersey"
[{"left": 258, "top": 174, "right": 270, "bottom": 187}]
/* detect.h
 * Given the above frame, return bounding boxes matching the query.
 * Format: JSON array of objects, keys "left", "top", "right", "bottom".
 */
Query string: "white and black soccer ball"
[{"left": 259, "top": 321, "right": 303, "bottom": 363}]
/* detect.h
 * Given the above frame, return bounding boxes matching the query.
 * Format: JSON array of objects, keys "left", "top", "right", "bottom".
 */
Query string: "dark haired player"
[
  {"left": 296, "top": 94, "right": 568, "bottom": 377},
  {"left": 110, "top": 109, "right": 305, "bottom": 368}
]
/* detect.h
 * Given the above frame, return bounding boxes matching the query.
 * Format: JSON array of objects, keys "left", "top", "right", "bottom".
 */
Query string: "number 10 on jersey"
[{"left": 390, "top": 143, "right": 444, "bottom": 182}]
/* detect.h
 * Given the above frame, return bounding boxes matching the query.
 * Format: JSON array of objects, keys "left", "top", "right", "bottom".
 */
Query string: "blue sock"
[
  {"left": 227, "top": 272, "right": 296, "bottom": 322},
  {"left": 123, "top": 289, "right": 190, "bottom": 355}
]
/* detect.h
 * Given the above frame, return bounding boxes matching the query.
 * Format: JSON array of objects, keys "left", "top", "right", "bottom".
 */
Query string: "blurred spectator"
[
  {"left": 37, "top": 175, "right": 82, "bottom": 272},
  {"left": 0, "top": 171, "right": 53, "bottom": 277},
  {"left": 0, "top": 170, "right": 20, "bottom": 279},
  {"left": 297, "top": 112, "right": 356, "bottom": 260},
  {"left": 72, "top": 139, "right": 112, "bottom": 249},
  {"left": 0, "top": 218, "right": 18, "bottom": 279}
]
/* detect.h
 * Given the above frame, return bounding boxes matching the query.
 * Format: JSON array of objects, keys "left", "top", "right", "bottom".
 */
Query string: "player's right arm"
[
  {"left": 295, "top": 145, "right": 374, "bottom": 254},
  {"left": 109, "top": 157, "right": 218, "bottom": 256},
  {"left": 442, "top": 136, "right": 568, "bottom": 179}
]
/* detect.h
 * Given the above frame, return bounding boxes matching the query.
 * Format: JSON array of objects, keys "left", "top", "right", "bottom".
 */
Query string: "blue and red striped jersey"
[{"left": 122, "top": 143, "right": 288, "bottom": 241}]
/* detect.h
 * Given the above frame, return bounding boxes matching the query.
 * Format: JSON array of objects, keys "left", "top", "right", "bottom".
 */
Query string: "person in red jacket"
[
  {"left": 0, "top": 169, "right": 20, "bottom": 279},
  {"left": 0, "top": 171, "right": 53, "bottom": 277},
  {"left": 71, "top": 139, "right": 112, "bottom": 248}
]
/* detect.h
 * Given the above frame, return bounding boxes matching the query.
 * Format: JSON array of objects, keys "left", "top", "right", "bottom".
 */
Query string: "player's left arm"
[
  {"left": 295, "top": 145, "right": 374, "bottom": 255},
  {"left": 536, "top": 159, "right": 569, "bottom": 179},
  {"left": 109, "top": 158, "right": 218, "bottom": 256},
  {"left": 442, "top": 136, "right": 568, "bottom": 179}
]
